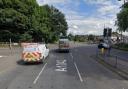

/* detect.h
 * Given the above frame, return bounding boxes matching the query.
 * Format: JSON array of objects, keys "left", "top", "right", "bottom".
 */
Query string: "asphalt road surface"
[
  {"left": 111, "top": 48, "right": 128, "bottom": 61},
  {"left": 0, "top": 43, "right": 128, "bottom": 89}
]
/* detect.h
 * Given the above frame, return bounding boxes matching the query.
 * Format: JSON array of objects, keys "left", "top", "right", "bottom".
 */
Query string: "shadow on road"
[
  {"left": 52, "top": 49, "right": 70, "bottom": 53},
  {"left": 17, "top": 60, "right": 43, "bottom": 66}
]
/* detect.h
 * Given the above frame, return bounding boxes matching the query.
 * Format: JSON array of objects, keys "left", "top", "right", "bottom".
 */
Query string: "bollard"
[{"left": 101, "top": 48, "right": 104, "bottom": 54}]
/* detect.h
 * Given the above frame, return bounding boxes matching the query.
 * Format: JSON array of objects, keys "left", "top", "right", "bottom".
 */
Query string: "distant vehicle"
[
  {"left": 98, "top": 39, "right": 110, "bottom": 49},
  {"left": 21, "top": 43, "right": 49, "bottom": 63},
  {"left": 58, "top": 36, "right": 70, "bottom": 52}
]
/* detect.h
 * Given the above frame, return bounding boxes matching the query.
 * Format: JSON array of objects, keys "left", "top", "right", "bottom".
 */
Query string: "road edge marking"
[
  {"left": 74, "top": 62, "right": 83, "bottom": 82},
  {"left": 33, "top": 63, "right": 47, "bottom": 84}
]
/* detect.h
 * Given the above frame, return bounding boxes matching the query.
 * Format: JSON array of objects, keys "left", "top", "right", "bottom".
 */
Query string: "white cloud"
[
  {"left": 84, "top": 0, "right": 111, "bottom": 5},
  {"left": 36, "top": 0, "right": 70, "bottom": 5},
  {"left": 36, "top": 0, "right": 124, "bottom": 35},
  {"left": 98, "top": 5, "right": 117, "bottom": 15},
  {"left": 67, "top": 17, "right": 115, "bottom": 35},
  {"left": 73, "top": 25, "right": 78, "bottom": 29}
]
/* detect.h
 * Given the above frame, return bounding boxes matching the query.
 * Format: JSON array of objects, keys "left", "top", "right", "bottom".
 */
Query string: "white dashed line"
[
  {"left": 74, "top": 62, "right": 83, "bottom": 82},
  {"left": 70, "top": 53, "right": 73, "bottom": 59},
  {"left": 33, "top": 63, "right": 47, "bottom": 84}
]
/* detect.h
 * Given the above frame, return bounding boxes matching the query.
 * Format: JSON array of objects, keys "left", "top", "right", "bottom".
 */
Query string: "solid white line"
[
  {"left": 33, "top": 63, "right": 47, "bottom": 84},
  {"left": 74, "top": 62, "right": 83, "bottom": 82}
]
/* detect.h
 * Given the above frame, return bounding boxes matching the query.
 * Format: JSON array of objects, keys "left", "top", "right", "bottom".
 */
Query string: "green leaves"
[
  {"left": 117, "top": 2, "right": 128, "bottom": 32},
  {"left": 0, "top": 0, "right": 68, "bottom": 42}
]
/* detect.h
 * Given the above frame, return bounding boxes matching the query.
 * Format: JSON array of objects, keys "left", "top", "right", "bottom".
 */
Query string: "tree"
[
  {"left": 0, "top": 0, "right": 68, "bottom": 42},
  {"left": 88, "top": 35, "right": 95, "bottom": 41},
  {"left": 117, "top": 2, "right": 128, "bottom": 32},
  {"left": 20, "top": 33, "right": 32, "bottom": 42}
]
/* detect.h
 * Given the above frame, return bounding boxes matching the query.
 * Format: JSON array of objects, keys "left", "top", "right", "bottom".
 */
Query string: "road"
[
  {"left": 111, "top": 48, "right": 128, "bottom": 61},
  {"left": 0, "top": 43, "right": 128, "bottom": 89}
]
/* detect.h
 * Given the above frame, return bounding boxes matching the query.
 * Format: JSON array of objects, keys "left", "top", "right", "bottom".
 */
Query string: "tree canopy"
[
  {"left": 117, "top": 2, "right": 128, "bottom": 32},
  {"left": 0, "top": 0, "right": 68, "bottom": 42}
]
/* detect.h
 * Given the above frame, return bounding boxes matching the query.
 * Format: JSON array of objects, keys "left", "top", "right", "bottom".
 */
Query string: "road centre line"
[
  {"left": 74, "top": 62, "right": 83, "bottom": 82},
  {"left": 33, "top": 63, "right": 47, "bottom": 84}
]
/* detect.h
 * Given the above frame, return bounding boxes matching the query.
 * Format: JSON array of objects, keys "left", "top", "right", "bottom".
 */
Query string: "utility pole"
[{"left": 9, "top": 38, "right": 12, "bottom": 49}]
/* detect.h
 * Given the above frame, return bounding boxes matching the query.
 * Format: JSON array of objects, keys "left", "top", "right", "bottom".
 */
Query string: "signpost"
[
  {"left": 103, "top": 27, "right": 112, "bottom": 56},
  {"left": 9, "top": 38, "right": 12, "bottom": 49}
]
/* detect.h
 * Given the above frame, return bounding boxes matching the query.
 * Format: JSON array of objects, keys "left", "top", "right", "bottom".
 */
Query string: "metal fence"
[
  {"left": 97, "top": 49, "right": 128, "bottom": 74},
  {"left": 0, "top": 42, "right": 20, "bottom": 48}
]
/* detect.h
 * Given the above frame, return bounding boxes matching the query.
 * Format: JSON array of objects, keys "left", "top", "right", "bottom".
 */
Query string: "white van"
[
  {"left": 21, "top": 43, "right": 49, "bottom": 63},
  {"left": 58, "top": 37, "right": 70, "bottom": 52}
]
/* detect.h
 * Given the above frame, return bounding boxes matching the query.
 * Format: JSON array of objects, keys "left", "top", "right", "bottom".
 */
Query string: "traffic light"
[
  {"left": 108, "top": 28, "right": 112, "bottom": 37},
  {"left": 103, "top": 28, "right": 107, "bottom": 37},
  {"left": 103, "top": 28, "right": 112, "bottom": 37}
]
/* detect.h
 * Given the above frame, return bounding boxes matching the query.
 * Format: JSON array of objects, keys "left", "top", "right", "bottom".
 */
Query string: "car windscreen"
[{"left": 23, "top": 47, "right": 37, "bottom": 52}]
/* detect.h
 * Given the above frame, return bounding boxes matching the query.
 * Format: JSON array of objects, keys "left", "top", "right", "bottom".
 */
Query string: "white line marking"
[
  {"left": 55, "top": 60, "right": 67, "bottom": 72},
  {"left": 33, "top": 63, "right": 47, "bottom": 84},
  {"left": 74, "top": 62, "right": 83, "bottom": 82},
  {"left": 70, "top": 53, "right": 73, "bottom": 59},
  {"left": 0, "top": 56, "right": 3, "bottom": 58}
]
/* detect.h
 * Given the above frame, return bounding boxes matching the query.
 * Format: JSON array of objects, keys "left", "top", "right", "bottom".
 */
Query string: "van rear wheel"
[{"left": 40, "top": 57, "right": 44, "bottom": 63}]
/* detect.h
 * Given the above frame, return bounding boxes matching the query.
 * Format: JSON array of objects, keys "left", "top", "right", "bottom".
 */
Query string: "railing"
[
  {"left": 0, "top": 42, "right": 20, "bottom": 48},
  {"left": 96, "top": 48, "right": 128, "bottom": 74}
]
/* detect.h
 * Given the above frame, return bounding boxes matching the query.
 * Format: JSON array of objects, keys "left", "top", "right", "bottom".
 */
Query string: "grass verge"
[{"left": 113, "top": 43, "right": 128, "bottom": 51}]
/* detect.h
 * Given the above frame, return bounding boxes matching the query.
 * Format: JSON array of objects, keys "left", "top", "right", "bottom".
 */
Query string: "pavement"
[{"left": 0, "top": 43, "right": 128, "bottom": 89}]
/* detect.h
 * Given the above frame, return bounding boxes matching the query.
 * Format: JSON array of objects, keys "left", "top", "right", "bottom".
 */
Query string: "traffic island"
[{"left": 92, "top": 54, "right": 128, "bottom": 80}]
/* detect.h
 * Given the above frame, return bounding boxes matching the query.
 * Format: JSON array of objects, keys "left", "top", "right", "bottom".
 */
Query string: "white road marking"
[
  {"left": 74, "top": 62, "right": 83, "bottom": 82},
  {"left": 55, "top": 60, "right": 67, "bottom": 72},
  {"left": 0, "top": 55, "right": 7, "bottom": 58},
  {"left": 33, "top": 63, "right": 47, "bottom": 84},
  {"left": 70, "top": 53, "right": 83, "bottom": 82},
  {"left": 70, "top": 53, "right": 73, "bottom": 59}
]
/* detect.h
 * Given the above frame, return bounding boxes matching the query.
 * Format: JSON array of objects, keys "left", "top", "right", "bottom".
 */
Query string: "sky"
[{"left": 36, "top": 0, "right": 128, "bottom": 36}]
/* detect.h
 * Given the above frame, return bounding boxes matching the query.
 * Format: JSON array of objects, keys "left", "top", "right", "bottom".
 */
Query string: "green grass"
[{"left": 113, "top": 43, "right": 128, "bottom": 51}]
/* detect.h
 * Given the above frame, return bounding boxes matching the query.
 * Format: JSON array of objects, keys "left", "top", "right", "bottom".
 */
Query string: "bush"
[{"left": 113, "top": 43, "right": 128, "bottom": 51}]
